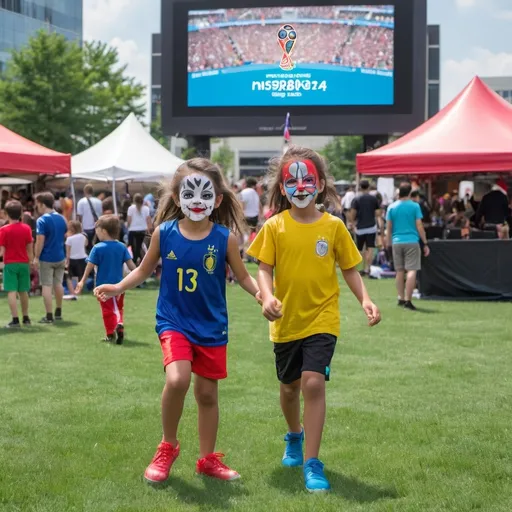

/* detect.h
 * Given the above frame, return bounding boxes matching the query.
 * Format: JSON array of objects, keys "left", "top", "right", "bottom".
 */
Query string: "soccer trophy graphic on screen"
[{"left": 277, "top": 24, "right": 297, "bottom": 71}]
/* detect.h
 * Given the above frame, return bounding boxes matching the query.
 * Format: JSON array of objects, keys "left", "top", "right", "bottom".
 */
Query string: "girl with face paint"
[
  {"left": 94, "top": 158, "right": 260, "bottom": 484},
  {"left": 247, "top": 146, "right": 381, "bottom": 493}
]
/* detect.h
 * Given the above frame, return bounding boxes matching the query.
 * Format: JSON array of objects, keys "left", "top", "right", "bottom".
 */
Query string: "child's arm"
[
  {"left": 226, "top": 233, "right": 259, "bottom": 299},
  {"left": 75, "top": 262, "right": 95, "bottom": 294},
  {"left": 126, "top": 259, "right": 137, "bottom": 272},
  {"left": 95, "top": 227, "right": 161, "bottom": 299},
  {"left": 257, "top": 262, "right": 282, "bottom": 321},
  {"left": 342, "top": 267, "right": 381, "bottom": 327},
  {"left": 65, "top": 244, "right": 71, "bottom": 267},
  {"left": 27, "top": 242, "right": 34, "bottom": 263},
  {"left": 33, "top": 235, "right": 45, "bottom": 265}
]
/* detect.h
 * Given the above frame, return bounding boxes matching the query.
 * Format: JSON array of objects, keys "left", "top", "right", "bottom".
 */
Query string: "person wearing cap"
[{"left": 476, "top": 179, "right": 510, "bottom": 239}]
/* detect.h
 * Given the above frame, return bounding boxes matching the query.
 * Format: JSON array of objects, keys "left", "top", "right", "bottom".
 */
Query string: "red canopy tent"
[
  {"left": 0, "top": 124, "right": 71, "bottom": 175},
  {"left": 356, "top": 77, "right": 512, "bottom": 176}
]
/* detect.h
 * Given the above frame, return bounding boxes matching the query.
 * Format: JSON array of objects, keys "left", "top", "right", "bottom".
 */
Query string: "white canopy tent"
[{"left": 70, "top": 113, "right": 184, "bottom": 213}]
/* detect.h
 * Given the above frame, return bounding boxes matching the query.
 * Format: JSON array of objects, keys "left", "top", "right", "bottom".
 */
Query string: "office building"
[
  {"left": 427, "top": 25, "right": 440, "bottom": 118},
  {"left": 0, "top": 0, "right": 83, "bottom": 73},
  {"left": 481, "top": 76, "right": 512, "bottom": 103}
]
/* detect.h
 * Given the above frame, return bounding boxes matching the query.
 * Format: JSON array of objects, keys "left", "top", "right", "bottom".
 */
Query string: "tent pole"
[
  {"left": 112, "top": 176, "right": 118, "bottom": 215},
  {"left": 355, "top": 171, "right": 360, "bottom": 194},
  {"left": 70, "top": 176, "right": 77, "bottom": 220}
]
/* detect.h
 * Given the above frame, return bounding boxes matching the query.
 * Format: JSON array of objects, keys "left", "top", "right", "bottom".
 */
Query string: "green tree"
[
  {"left": 320, "top": 136, "right": 363, "bottom": 181},
  {"left": 211, "top": 141, "right": 234, "bottom": 176},
  {"left": 181, "top": 147, "right": 198, "bottom": 160},
  {"left": 0, "top": 30, "right": 88, "bottom": 154},
  {"left": 81, "top": 41, "right": 145, "bottom": 148},
  {"left": 150, "top": 104, "right": 169, "bottom": 148},
  {"left": 0, "top": 30, "right": 145, "bottom": 154}
]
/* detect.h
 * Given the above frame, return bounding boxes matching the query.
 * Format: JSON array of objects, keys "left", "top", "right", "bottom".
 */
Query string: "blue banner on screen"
[{"left": 187, "top": 5, "right": 395, "bottom": 107}]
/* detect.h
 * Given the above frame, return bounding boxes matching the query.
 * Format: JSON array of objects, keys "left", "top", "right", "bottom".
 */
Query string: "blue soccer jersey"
[{"left": 156, "top": 220, "right": 229, "bottom": 346}]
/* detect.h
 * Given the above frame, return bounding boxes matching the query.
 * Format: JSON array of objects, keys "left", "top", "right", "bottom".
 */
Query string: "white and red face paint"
[{"left": 282, "top": 160, "right": 319, "bottom": 208}]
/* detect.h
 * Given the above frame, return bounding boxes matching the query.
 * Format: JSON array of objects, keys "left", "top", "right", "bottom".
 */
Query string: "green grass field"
[{"left": 1, "top": 271, "right": 511, "bottom": 512}]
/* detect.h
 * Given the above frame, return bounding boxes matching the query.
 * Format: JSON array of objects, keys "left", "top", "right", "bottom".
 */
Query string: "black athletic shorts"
[
  {"left": 273, "top": 333, "right": 337, "bottom": 385},
  {"left": 356, "top": 233, "right": 376, "bottom": 251},
  {"left": 245, "top": 216, "right": 259, "bottom": 228},
  {"left": 68, "top": 258, "right": 87, "bottom": 279}
]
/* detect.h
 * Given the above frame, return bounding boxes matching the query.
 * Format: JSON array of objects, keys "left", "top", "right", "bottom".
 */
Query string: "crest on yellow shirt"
[
  {"left": 316, "top": 237, "right": 328, "bottom": 257},
  {"left": 203, "top": 245, "right": 218, "bottom": 274}
]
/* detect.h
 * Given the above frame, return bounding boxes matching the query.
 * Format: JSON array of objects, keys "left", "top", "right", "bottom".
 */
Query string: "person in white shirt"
[
  {"left": 65, "top": 220, "right": 89, "bottom": 295},
  {"left": 240, "top": 177, "right": 262, "bottom": 228},
  {"left": 127, "top": 193, "right": 153, "bottom": 265},
  {"left": 77, "top": 184, "right": 103, "bottom": 250}
]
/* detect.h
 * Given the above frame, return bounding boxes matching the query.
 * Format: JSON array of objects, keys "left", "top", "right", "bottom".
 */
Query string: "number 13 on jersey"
[{"left": 177, "top": 268, "right": 198, "bottom": 292}]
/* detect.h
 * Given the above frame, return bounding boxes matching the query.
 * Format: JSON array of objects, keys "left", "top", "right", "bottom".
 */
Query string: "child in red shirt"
[{"left": 0, "top": 200, "right": 34, "bottom": 328}]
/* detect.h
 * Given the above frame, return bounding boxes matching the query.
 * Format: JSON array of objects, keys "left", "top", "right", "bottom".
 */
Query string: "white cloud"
[
  {"left": 83, "top": 0, "right": 152, "bottom": 124},
  {"left": 454, "top": 0, "right": 477, "bottom": 7},
  {"left": 442, "top": 48, "right": 512, "bottom": 106},
  {"left": 83, "top": 0, "right": 138, "bottom": 41}
]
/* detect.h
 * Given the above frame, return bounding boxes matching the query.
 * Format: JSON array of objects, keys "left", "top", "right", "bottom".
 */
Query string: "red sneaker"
[
  {"left": 144, "top": 441, "right": 180, "bottom": 483},
  {"left": 196, "top": 453, "right": 240, "bottom": 481}
]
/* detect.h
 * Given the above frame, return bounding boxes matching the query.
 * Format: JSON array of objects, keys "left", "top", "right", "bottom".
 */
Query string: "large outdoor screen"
[
  {"left": 187, "top": 5, "right": 395, "bottom": 107},
  {"left": 162, "top": 0, "right": 427, "bottom": 137}
]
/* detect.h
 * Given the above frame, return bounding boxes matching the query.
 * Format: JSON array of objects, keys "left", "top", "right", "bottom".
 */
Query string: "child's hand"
[
  {"left": 75, "top": 281, "right": 84, "bottom": 295},
  {"left": 94, "top": 284, "right": 120, "bottom": 302},
  {"left": 262, "top": 296, "right": 283, "bottom": 322},
  {"left": 255, "top": 291, "right": 263, "bottom": 305},
  {"left": 362, "top": 300, "right": 381, "bottom": 327}
]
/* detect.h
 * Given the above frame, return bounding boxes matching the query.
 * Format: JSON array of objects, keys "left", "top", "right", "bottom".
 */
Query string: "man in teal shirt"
[{"left": 386, "top": 183, "right": 429, "bottom": 310}]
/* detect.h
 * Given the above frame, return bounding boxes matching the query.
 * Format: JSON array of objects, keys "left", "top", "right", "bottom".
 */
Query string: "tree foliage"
[
  {"left": 211, "top": 141, "right": 235, "bottom": 176},
  {"left": 0, "top": 30, "right": 145, "bottom": 154},
  {"left": 320, "top": 136, "right": 363, "bottom": 181},
  {"left": 150, "top": 104, "right": 169, "bottom": 149}
]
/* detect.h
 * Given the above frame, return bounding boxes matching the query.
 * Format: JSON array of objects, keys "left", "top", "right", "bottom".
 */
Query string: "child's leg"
[
  {"left": 280, "top": 380, "right": 302, "bottom": 433},
  {"left": 114, "top": 294, "right": 124, "bottom": 326},
  {"left": 99, "top": 298, "right": 118, "bottom": 337},
  {"left": 7, "top": 292, "right": 19, "bottom": 319},
  {"left": 301, "top": 334, "right": 337, "bottom": 461},
  {"left": 19, "top": 292, "right": 29, "bottom": 318},
  {"left": 162, "top": 360, "right": 192, "bottom": 445},
  {"left": 301, "top": 371, "right": 326, "bottom": 461},
  {"left": 194, "top": 376, "right": 219, "bottom": 458}
]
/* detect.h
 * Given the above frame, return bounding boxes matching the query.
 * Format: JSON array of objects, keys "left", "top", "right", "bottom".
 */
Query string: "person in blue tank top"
[{"left": 95, "top": 158, "right": 260, "bottom": 484}]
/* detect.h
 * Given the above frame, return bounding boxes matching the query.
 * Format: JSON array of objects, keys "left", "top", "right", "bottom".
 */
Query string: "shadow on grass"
[
  {"left": 150, "top": 475, "right": 247, "bottom": 508},
  {"left": 55, "top": 320, "right": 81, "bottom": 327},
  {"left": 268, "top": 467, "right": 399, "bottom": 503},
  {"left": 120, "top": 339, "right": 152, "bottom": 349},
  {"left": 409, "top": 307, "right": 439, "bottom": 314},
  {"left": 0, "top": 325, "right": 47, "bottom": 336}
]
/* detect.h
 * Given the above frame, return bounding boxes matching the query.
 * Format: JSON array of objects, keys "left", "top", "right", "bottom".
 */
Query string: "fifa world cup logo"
[{"left": 277, "top": 24, "right": 297, "bottom": 71}]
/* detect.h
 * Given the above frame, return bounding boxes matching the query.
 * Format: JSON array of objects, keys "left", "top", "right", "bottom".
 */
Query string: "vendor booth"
[{"left": 356, "top": 77, "right": 512, "bottom": 301}]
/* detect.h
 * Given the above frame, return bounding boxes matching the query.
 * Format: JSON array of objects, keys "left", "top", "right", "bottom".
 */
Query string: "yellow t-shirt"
[{"left": 247, "top": 210, "right": 362, "bottom": 343}]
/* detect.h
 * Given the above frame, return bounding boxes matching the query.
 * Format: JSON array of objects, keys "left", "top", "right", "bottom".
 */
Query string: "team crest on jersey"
[
  {"left": 203, "top": 245, "right": 218, "bottom": 274},
  {"left": 316, "top": 238, "right": 328, "bottom": 257}
]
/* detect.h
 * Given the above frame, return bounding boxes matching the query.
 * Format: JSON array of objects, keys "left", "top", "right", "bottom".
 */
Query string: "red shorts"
[{"left": 159, "top": 331, "right": 227, "bottom": 380}]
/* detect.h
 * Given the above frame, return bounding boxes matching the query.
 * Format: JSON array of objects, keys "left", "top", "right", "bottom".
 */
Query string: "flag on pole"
[{"left": 283, "top": 112, "right": 291, "bottom": 154}]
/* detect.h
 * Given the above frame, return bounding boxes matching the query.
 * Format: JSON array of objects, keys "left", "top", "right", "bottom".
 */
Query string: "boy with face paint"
[
  {"left": 248, "top": 146, "right": 381, "bottom": 493},
  {"left": 95, "top": 159, "right": 260, "bottom": 485}
]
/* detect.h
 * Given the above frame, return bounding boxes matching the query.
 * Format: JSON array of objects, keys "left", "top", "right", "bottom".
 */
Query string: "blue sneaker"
[
  {"left": 282, "top": 430, "right": 304, "bottom": 467},
  {"left": 304, "top": 458, "right": 331, "bottom": 493}
]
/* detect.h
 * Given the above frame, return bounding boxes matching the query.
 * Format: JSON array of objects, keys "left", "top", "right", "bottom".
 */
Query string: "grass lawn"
[{"left": 1, "top": 270, "right": 511, "bottom": 512}]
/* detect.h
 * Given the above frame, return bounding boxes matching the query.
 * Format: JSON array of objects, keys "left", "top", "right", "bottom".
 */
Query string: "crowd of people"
[
  {"left": 188, "top": 19, "right": 393, "bottom": 72},
  {"left": 190, "top": 6, "right": 393, "bottom": 27}
]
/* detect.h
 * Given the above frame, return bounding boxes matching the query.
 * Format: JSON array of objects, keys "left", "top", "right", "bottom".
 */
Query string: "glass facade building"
[
  {"left": 0, "top": 0, "right": 83, "bottom": 73},
  {"left": 427, "top": 25, "right": 440, "bottom": 119}
]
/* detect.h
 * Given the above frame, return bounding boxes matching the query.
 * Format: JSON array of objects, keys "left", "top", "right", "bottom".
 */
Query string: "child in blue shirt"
[{"left": 76, "top": 215, "right": 136, "bottom": 343}]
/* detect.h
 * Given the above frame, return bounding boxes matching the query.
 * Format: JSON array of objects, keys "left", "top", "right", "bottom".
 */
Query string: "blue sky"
[{"left": 83, "top": 0, "right": 512, "bottom": 121}]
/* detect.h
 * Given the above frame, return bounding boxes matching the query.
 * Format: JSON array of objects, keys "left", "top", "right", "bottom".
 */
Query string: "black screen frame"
[{"left": 162, "top": 0, "right": 427, "bottom": 136}]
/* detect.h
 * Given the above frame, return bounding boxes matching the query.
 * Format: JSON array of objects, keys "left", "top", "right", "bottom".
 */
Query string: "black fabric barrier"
[{"left": 418, "top": 240, "right": 512, "bottom": 301}]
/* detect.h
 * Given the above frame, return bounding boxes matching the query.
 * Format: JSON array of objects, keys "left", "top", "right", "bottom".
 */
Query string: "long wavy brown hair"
[
  {"left": 266, "top": 146, "right": 340, "bottom": 215},
  {"left": 155, "top": 158, "right": 246, "bottom": 233}
]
